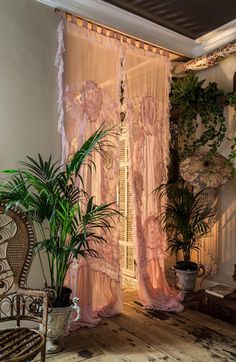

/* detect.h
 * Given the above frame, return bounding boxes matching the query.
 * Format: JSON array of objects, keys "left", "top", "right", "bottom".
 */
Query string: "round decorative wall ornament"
[{"left": 180, "top": 152, "right": 233, "bottom": 190}]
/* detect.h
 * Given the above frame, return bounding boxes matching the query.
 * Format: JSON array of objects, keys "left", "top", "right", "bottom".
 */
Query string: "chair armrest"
[
  {"left": 17, "top": 288, "right": 49, "bottom": 333},
  {"left": 17, "top": 288, "right": 48, "bottom": 299}
]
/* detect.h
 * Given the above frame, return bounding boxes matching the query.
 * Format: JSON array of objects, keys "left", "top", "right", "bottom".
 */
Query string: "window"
[{"left": 118, "top": 122, "right": 135, "bottom": 277}]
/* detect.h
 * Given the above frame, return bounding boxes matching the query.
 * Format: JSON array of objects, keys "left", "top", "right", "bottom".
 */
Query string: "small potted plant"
[
  {"left": 155, "top": 181, "right": 216, "bottom": 300},
  {"left": 0, "top": 127, "right": 119, "bottom": 352}
]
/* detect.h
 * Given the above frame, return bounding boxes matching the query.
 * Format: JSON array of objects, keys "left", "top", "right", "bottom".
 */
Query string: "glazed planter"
[{"left": 173, "top": 262, "right": 205, "bottom": 301}]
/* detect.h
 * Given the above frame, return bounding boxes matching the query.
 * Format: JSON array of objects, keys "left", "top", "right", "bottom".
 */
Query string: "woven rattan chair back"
[
  {"left": 0, "top": 205, "right": 48, "bottom": 362},
  {"left": 0, "top": 205, "right": 35, "bottom": 297}
]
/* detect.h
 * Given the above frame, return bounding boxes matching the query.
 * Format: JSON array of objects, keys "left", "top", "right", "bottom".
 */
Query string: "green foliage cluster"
[
  {"left": 0, "top": 127, "right": 118, "bottom": 303},
  {"left": 171, "top": 73, "right": 236, "bottom": 160},
  {"left": 154, "top": 182, "right": 216, "bottom": 267}
]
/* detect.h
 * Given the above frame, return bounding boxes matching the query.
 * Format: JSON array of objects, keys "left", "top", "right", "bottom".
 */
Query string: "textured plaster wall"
[
  {"left": 0, "top": 0, "right": 60, "bottom": 288},
  {"left": 197, "top": 55, "right": 236, "bottom": 287}
]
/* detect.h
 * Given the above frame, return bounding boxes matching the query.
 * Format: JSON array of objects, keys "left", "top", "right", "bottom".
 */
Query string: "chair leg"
[{"left": 41, "top": 344, "right": 46, "bottom": 362}]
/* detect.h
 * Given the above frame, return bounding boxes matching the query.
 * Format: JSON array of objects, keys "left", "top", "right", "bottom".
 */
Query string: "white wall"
[
  {"left": 1, "top": 0, "right": 235, "bottom": 292},
  {"left": 197, "top": 55, "right": 236, "bottom": 287},
  {"left": 0, "top": 0, "right": 61, "bottom": 288},
  {"left": 197, "top": 55, "right": 236, "bottom": 92}
]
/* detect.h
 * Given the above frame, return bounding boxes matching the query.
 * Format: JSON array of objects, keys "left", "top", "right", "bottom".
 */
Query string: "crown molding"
[
  {"left": 37, "top": 0, "right": 236, "bottom": 59},
  {"left": 192, "top": 19, "right": 236, "bottom": 57}
]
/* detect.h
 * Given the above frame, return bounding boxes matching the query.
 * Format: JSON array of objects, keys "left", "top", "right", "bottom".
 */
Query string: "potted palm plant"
[
  {"left": 0, "top": 127, "right": 119, "bottom": 352},
  {"left": 155, "top": 182, "right": 216, "bottom": 300}
]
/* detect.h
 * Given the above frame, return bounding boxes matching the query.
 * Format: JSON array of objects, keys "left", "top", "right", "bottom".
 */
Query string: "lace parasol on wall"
[{"left": 180, "top": 152, "right": 233, "bottom": 190}]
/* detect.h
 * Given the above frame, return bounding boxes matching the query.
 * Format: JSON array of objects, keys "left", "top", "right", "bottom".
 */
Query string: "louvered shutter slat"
[{"left": 118, "top": 124, "right": 135, "bottom": 277}]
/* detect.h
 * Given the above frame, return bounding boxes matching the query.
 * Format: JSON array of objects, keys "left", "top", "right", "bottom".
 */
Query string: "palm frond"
[
  {"left": 156, "top": 181, "right": 216, "bottom": 263},
  {"left": 0, "top": 126, "right": 119, "bottom": 299},
  {"left": 68, "top": 125, "right": 114, "bottom": 177}
]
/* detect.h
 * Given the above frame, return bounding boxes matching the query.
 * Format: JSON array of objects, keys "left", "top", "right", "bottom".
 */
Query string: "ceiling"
[
  {"left": 103, "top": 0, "right": 236, "bottom": 39},
  {"left": 37, "top": 0, "right": 236, "bottom": 58}
]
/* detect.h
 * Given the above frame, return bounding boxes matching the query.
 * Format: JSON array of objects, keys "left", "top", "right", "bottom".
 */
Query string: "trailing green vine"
[{"left": 171, "top": 73, "right": 236, "bottom": 161}]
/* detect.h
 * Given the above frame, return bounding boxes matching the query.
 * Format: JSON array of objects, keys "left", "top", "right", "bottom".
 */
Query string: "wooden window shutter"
[{"left": 118, "top": 124, "right": 135, "bottom": 277}]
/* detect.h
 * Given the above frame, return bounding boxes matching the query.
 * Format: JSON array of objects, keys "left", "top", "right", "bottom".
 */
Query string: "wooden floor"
[{"left": 38, "top": 289, "right": 236, "bottom": 362}]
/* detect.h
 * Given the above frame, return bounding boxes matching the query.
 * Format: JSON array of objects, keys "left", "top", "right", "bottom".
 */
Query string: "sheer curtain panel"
[
  {"left": 57, "top": 20, "right": 123, "bottom": 327},
  {"left": 56, "top": 17, "right": 183, "bottom": 328},
  {"left": 124, "top": 45, "right": 183, "bottom": 311}
]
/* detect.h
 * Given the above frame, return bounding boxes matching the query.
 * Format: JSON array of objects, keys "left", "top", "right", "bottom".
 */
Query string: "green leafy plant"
[
  {"left": 226, "top": 90, "right": 236, "bottom": 109},
  {"left": 171, "top": 73, "right": 236, "bottom": 160},
  {"left": 0, "top": 127, "right": 119, "bottom": 306},
  {"left": 154, "top": 182, "right": 216, "bottom": 270}
]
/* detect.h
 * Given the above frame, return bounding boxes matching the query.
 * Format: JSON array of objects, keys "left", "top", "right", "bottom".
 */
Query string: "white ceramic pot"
[
  {"left": 40, "top": 297, "right": 80, "bottom": 354},
  {"left": 174, "top": 264, "right": 205, "bottom": 301},
  {"left": 46, "top": 305, "right": 72, "bottom": 353}
]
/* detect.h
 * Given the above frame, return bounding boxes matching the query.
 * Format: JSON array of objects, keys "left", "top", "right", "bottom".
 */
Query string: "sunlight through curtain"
[
  {"left": 56, "top": 17, "right": 183, "bottom": 328},
  {"left": 56, "top": 20, "right": 123, "bottom": 327},
  {"left": 123, "top": 45, "right": 183, "bottom": 311}
]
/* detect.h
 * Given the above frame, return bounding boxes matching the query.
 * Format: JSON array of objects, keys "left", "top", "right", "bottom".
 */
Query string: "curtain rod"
[{"left": 55, "top": 9, "right": 182, "bottom": 58}]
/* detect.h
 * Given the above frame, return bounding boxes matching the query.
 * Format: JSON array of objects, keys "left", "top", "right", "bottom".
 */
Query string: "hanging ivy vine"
[{"left": 170, "top": 73, "right": 236, "bottom": 161}]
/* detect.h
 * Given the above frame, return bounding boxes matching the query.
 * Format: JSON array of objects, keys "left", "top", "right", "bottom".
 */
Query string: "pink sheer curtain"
[
  {"left": 57, "top": 20, "right": 123, "bottom": 327},
  {"left": 124, "top": 46, "right": 183, "bottom": 311},
  {"left": 56, "top": 18, "right": 183, "bottom": 328}
]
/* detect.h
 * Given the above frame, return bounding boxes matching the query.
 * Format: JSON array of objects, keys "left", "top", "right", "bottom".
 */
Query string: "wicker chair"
[{"left": 0, "top": 205, "right": 49, "bottom": 362}]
